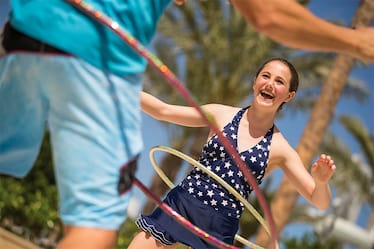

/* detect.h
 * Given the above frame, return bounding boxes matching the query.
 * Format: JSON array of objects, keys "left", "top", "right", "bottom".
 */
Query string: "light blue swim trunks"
[{"left": 0, "top": 53, "right": 143, "bottom": 229}]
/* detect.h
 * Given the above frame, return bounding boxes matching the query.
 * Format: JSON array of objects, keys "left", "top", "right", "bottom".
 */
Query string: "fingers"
[
  {"left": 317, "top": 154, "right": 335, "bottom": 168},
  {"left": 312, "top": 154, "right": 336, "bottom": 174}
]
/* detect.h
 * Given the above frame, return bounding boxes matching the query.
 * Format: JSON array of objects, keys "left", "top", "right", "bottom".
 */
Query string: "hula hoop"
[
  {"left": 149, "top": 145, "right": 280, "bottom": 249},
  {"left": 65, "top": 1, "right": 277, "bottom": 247},
  {"left": 133, "top": 178, "right": 240, "bottom": 249}
]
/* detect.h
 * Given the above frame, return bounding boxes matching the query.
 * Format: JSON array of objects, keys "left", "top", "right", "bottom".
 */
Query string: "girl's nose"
[{"left": 265, "top": 80, "right": 274, "bottom": 89}]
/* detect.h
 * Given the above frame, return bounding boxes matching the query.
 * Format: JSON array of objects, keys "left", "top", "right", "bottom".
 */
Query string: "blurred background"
[{"left": 0, "top": 0, "right": 373, "bottom": 248}]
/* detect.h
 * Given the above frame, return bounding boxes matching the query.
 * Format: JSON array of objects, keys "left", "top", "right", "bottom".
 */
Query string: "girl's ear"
[{"left": 284, "top": 91, "right": 296, "bottom": 103}]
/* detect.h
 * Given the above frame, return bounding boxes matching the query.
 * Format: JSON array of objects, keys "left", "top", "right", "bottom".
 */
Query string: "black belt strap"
[{"left": 1, "top": 22, "right": 69, "bottom": 54}]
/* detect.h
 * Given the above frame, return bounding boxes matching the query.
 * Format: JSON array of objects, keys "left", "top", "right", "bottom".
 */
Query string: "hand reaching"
[
  {"left": 353, "top": 27, "right": 374, "bottom": 63},
  {"left": 118, "top": 154, "right": 139, "bottom": 195},
  {"left": 311, "top": 154, "right": 336, "bottom": 185}
]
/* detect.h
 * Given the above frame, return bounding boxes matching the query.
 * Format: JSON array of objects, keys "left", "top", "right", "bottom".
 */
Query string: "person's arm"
[
  {"left": 141, "top": 91, "right": 220, "bottom": 127},
  {"left": 230, "top": 0, "right": 374, "bottom": 62},
  {"left": 272, "top": 136, "right": 336, "bottom": 210},
  {"left": 309, "top": 154, "right": 336, "bottom": 209}
]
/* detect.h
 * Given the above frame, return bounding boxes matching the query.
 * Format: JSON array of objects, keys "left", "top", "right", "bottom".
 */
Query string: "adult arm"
[{"left": 230, "top": 0, "right": 374, "bottom": 62}]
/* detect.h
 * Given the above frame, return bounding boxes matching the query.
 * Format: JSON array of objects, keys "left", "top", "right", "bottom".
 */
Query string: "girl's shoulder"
[
  {"left": 269, "top": 127, "right": 297, "bottom": 164},
  {"left": 203, "top": 104, "right": 240, "bottom": 118},
  {"left": 202, "top": 104, "right": 241, "bottom": 129},
  {"left": 271, "top": 127, "right": 292, "bottom": 149}
]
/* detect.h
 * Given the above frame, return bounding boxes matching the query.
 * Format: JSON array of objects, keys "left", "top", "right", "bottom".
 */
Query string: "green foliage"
[
  {"left": 116, "top": 219, "right": 138, "bottom": 248},
  {"left": 282, "top": 233, "right": 339, "bottom": 249},
  {"left": 116, "top": 219, "right": 190, "bottom": 248},
  {"left": 0, "top": 132, "right": 61, "bottom": 245}
]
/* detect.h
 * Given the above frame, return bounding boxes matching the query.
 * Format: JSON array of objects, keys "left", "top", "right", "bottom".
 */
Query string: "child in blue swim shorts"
[{"left": 1, "top": 1, "right": 371, "bottom": 249}]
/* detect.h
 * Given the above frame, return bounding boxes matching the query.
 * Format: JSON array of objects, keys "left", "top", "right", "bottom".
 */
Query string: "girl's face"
[{"left": 253, "top": 60, "right": 295, "bottom": 109}]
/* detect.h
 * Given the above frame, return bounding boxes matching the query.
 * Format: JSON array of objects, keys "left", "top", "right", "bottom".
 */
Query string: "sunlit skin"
[
  {"left": 128, "top": 59, "right": 336, "bottom": 249},
  {"left": 252, "top": 61, "right": 295, "bottom": 112},
  {"left": 174, "top": 0, "right": 374, "bottom": 62}
]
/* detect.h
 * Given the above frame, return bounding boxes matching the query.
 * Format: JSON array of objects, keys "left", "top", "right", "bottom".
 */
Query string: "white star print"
[
  {"left": 228, "top": 170, "right": 234, "bottom": 177},
  {"left": 224, "top": 162, "right": 231, "bottom": 168},
  {"left": 179, "top": 108, "right": 273, "bottom": 219}
]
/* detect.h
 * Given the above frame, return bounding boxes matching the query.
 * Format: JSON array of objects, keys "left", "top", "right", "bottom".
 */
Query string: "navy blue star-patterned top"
[{"left": 180, "top": 107, "right": 274, "bottom": 219}]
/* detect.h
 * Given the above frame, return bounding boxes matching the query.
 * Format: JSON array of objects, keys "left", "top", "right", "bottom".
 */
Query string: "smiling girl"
[{"left": 128, "top": 58, "right": 336, "bottom": 249}]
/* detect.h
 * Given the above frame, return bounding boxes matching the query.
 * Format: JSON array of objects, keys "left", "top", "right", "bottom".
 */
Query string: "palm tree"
[
  {"left": 285, "top": 125, "right": 372, "bottom": 249},
  {"left": 322, "top": 117, "right": 374, "bottom": 207},
  {"left": 139, "top": 0, "right": 367, "bottom": 245},
  {"left": 309, "top": 117, "right": 374, "bottom": 248},
  {"left": 142, "top": 3, "right": 367, "bottom": 216},
  {"left": 334, "top": 116, "right": 374, "bottom": 228},
  {"left": 254, "top": 0, "right": 374, "bottom": 247},
  {"left": 142, "top": 0, "right": 283, "bottom": 214}
]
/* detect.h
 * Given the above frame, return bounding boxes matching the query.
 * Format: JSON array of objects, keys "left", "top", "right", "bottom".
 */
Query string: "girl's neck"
[{"left": 246, "top": 105, "right": 275, "bottom": 133}]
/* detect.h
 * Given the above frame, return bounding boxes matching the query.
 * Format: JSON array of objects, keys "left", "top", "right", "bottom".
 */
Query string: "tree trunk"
[{"left": 254, "top": 1, "right": 374, "bottom": 247}]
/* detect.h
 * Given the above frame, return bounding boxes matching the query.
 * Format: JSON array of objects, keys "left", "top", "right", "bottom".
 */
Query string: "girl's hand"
[{"left": 311, "top": 154, "right": 336, "bottom": 185}]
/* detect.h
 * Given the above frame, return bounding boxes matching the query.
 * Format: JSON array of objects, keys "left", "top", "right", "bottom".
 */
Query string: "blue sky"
[
  {"left": 1, "top": 0, "right": 373, "bottom": 246},
  {"left": 138, "top": 0, "right": 374, "bottom": 244}
]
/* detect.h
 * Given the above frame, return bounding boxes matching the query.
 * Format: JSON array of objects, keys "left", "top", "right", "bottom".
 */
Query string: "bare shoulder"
[
  {"left": 203, "top": 104, "right": 241, "bottom": 126},
  {"left": 202, "top": 104, "right": 238, "bottom": 113},
  {"left": 268, "top": 126, "right": 295, "bottom": 168}
]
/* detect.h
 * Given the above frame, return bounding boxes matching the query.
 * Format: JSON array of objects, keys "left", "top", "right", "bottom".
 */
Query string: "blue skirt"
[{"left": 136, "top": 186, "right": 239, "bottom": 249}]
